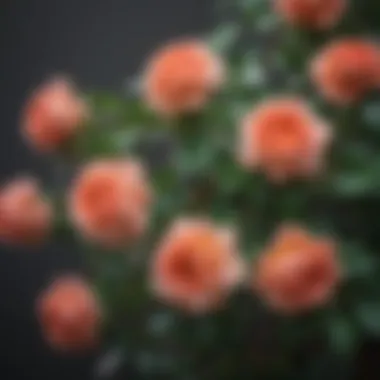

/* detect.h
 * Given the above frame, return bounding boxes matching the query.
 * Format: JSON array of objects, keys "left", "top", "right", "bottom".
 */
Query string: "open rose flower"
[
  {"left": 22, "top": 77, "right": 88, "bottom": 152},
  {"left": 254, "top": 225, "right": 340, "bottom": 314},
  {"left": 311, "top": 39, "right": 380, "bottom": 104},
  {"left": 274, "top": 0, "right": 347, "bottom": 30},
  {"left": 0, "top": 177, "right": 52, "bottom": 246},
  {"left": 143, "top": 39, "right": 224, "bottom": 116},
  {"left": 237, "top": 98, "right": 331, "bottom": 182},
  {"left": 68, "top": 159, "right": 152, "bottom": 248},
  {"left": 151, "top": 218, "right": 244, "bottom": 313},
  {"left": 37, "top": 276, "right": 101, "bottom": 351}
]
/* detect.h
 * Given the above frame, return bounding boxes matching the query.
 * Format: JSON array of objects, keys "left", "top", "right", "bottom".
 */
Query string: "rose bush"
[{"left": 3, "top": 0, "right": 380, "bottom": 378}]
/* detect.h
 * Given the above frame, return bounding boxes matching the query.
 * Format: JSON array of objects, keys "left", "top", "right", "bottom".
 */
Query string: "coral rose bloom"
[
  {"left": 274, "top": 0, "right": 347, "bottom": 30},
  {"left": 37, "top": 277, "right": 101, "bottom": 351},
  {"left": 255, "top": 226, "right": 340, "bottom": 314},
  {"left": 151, "top": 218, "right": 244, "bottom": 313},
  {"left": 311, "top": 39, "right": 380, "bottom": 104},
  {"left": 0, "top": 178, "right": 52, "bottom": 246},
  {"left": 22, "top": 77, "right": 87, "bottom": 152},
  {"left": 238, "top": 98, "right": 331, "bottom": 182},
  {"left": 143, "top": 39, "right": 224, "bottom": 115},
  {"left": 69, "top": 159, "right": 152, "bottom": 248}
]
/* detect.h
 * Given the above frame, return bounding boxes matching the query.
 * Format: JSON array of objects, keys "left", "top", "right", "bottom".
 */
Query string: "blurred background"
[
  {"left": 0, "top": 1, "right": 210, "bottom": 379},
  {"left": 0, "top": 1, "right": 380, "bottom": 379}
]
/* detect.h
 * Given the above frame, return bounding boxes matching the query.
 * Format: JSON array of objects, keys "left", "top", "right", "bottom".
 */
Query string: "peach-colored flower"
[
  {"left": 68, "top": 159, "right": 152, "bottom": 248},
  {"left": 255, "top": 225, "right": 340, "bottom": 314},
  {"left": 238, "top": 98, "right": 331, "bottom": 182},
  {"left": 311, "top": 39, "right": 380, "bottom": 104},
  {"left": 143, "top": 39, "right": 224, "bottom": 116},
  {"left": 37, "top": 276, "right": 101, "bottom": 351},
  {"left": 0, "top": 178, "right": 52, "bottom": 246},
  {"left": 22, "top": 77, "right": 88, "bottom": 152},
  {"left": 274, "top": 0, "right": 347, "bottom": 30},
  {"left": 151, "top": 218, "right": 244, "bottom": 313}
]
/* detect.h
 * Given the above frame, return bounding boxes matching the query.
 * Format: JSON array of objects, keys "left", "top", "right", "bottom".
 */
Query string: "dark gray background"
[{"left": 0, "top": 1, "right": 211, "bottom": 379}]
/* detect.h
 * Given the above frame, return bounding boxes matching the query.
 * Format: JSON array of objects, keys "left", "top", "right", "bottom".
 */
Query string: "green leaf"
[
  {"left": 340, "top": 243, "right": 376, "bottom": 280},
  {"left": 330, "top": 172, "right": 376, "bottom": 197},
  {"left": 146, "top": 312, "right": 175, "bottom": 338},
  {"left": 362, "top": 101, "right": 380, "bottom": 131},
  {"left": 239, "top": 53, "right": 267, "bottom": 87},
  {"left": 86, "top": 92, "right": 128, "bottom": 125},
  {"left": 255, "top": 13, "right": 278, "bottom": 33},
  {"left": 325, "top": 139, "right": 380, "bottom": 197},
  {"left": 109, "top": 128, "right": 143, "bottom": 153},
  {"left": 207, "top": 23, "right": 241, "bottom": 54},
  {"left": 356, "top": 302, "right": 380, "bottom": 336},
  {"left": 326, "top": 314, "right": 358, "bottom": 355},
  {"left": 212, "top": 149, "right": 250, "bottom": 197},
  {"left": 236, "top": 0, "right": 267, "bottom": 14},
  {"left": 86, "top": 91, "right": 156, "bottom": 128}
]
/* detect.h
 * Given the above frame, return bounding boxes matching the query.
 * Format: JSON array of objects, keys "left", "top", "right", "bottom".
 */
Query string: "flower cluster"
[{"left": 2, "top": 1, "right": 379, "bottom": 376}]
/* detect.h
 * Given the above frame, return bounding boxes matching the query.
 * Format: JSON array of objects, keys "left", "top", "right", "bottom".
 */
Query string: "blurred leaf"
[
  {"left": 329, "top": 162, "right": 380, "bottom": 198},
  {"left": 146, "top": 312, "right": 175, "bottom": 338},
  {"left": 87, "top": 91, "right": 156, "bottom": 127},
  {"left": 175, "top": 145, "right": 211, "bottom": 176},
  {"left": 208, "top": 23, "right": 241, "bottom": 54},
  {"left": 213, "top": 152, "right": 249, "bottom": 196},
  {"left": 326, "top": 314, "right": 358, "bottom": 355},
  {"left": 86, "top": 92, "right": 129, "bottom": 125},
  {"left": 362, "top": 101, "right": 380, "bottom": 131},
  {"left": 330, "top": 172, "right": 375, "bottom": 197},
  {"left": 356, "top": 302, "right": 380, "bottom": 336},
  {"left": 230, "top": 101, "right": 249, "bottom": 120},
  {"left": 327, "top": 144, "right": 380, "bottom": 197},
  {"left": 239, "top": 53, "right": 267, "bottom": 87},
  {"left": 87, "top": 92, "right": 126, "bottom": 111},
  {"left": 340, "top": 243, "right": 376, "bottom": 280},
  {"left": 255, "top": 13, "right": 278, "bottom": 33},
  {"left": 109, "top": 128, "right": 143, "bottom": 153},
  {"left": 236, "top": 0, "right": 267, "bottom": 15}
]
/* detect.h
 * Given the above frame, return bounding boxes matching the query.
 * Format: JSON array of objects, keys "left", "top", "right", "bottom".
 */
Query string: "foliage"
[{"left": 43, "top": 0, "right": 380, "bottom": 378}]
